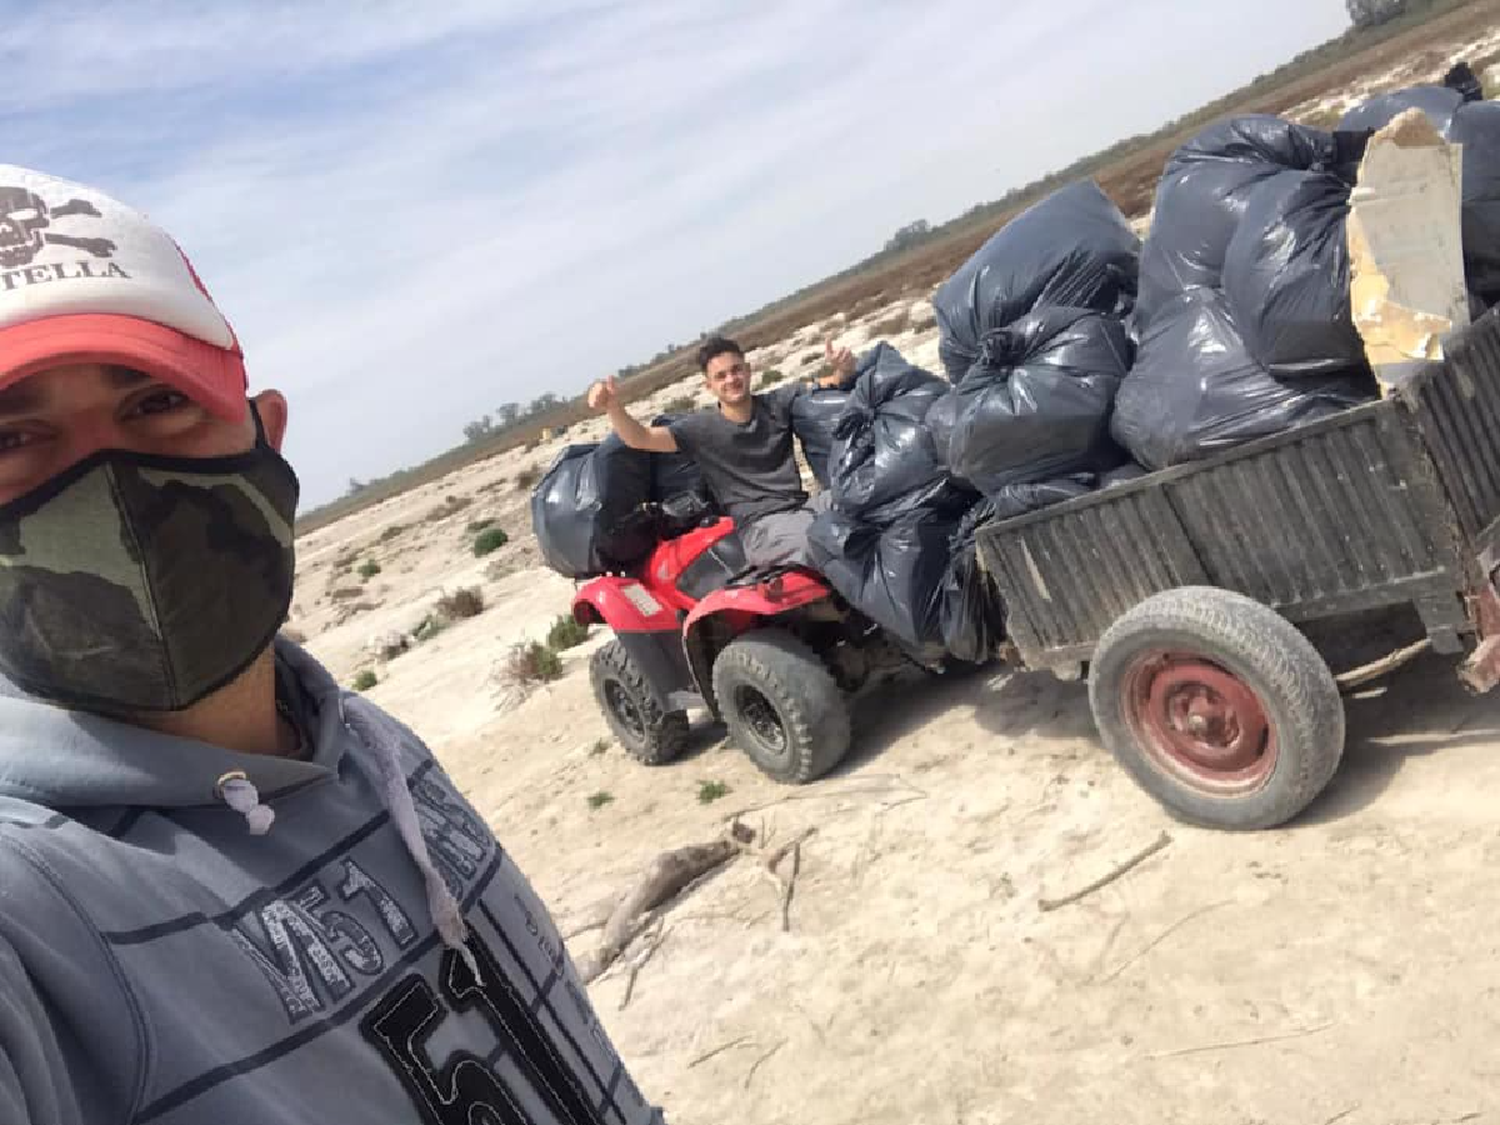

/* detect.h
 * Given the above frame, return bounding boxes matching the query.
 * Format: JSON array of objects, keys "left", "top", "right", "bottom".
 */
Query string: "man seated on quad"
[{"left": 588, "top": 335, "right": 855, "bottom": 569}]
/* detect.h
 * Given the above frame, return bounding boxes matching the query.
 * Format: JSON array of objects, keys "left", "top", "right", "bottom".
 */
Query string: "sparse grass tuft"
[
  {"left": 357, "top": 559, "right": 381, "bottom": 580},
  {"left": 757, "top": 369, "right": 785, "bottom": 388},
  {"left": 587, "top": 790, "right": 614, "bottom": 811},
  {"left": 590, "top": 738, "right": 610, "bottom": 757},
  {"left": 514, "top": 466, "right": 541, "bottom": 492},
  {"left": 466, "top": 517, "right": 495, "bottom": 533},
  {"left": 413, "top": 615, "right": 449, "bottom": 643},
  {"left": 473, "top": 527, "right": 510, "bottom": 556},
  {"left": 352, "top": 669, "right": 378, "bottom": 692},
  {"left": 505, "top": 640, "right": 563, "bottom": 684},
  {"left": 547, "top": 614, "right": 591, "bottom": 651},
  {"left": 436, "top": 586, "right": 484, "bottom": 620},
  {"left": 378, "top": 523, "right": 408, "bottom": 543},
  {"left": 697, "top": 780, "right": 731, "bottom": 804},
  {"left": 662, "top": 394, "right": 697, "bottom": 414}
]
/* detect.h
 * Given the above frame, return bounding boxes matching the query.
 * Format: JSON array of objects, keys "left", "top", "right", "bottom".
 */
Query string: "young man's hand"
[
  {"left": 587, "top": 375, "right": 618, "bottom": 413},
  {"left": 820, "top": 339, "right": 856, "bottom": 387}
]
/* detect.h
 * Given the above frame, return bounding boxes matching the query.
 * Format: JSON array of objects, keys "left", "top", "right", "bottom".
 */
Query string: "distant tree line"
[{"left": 1346, "top": 0, "right": 1408, "bottom": 28}]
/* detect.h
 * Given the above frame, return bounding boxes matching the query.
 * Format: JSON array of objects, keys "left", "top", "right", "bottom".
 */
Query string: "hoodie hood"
[{"left": 0, "top": 637, "right": 341, "bottom": 811}]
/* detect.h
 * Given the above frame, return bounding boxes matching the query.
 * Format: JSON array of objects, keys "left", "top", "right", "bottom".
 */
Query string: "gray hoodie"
[{"left": 0, "top": 640, "right": 662, "bottom": 1125}]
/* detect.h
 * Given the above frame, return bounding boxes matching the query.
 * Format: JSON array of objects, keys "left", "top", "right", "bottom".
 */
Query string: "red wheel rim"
[{"left": 1122, "top": 652, "right": 1277, "bottom": 796}]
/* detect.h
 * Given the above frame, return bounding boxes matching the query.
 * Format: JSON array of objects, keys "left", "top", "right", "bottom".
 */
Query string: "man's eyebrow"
[
  {"left": 0, "top": 366, "right": 158, "bottom": 419},
  {"left": 106, "top": 366, "right": 155, "bottom": 389},
  {"left": 0, "top": 381, "right": 43, "bottom": 419}
]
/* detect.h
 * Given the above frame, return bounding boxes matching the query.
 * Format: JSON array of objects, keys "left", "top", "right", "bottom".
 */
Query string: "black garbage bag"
[
  {"left": 932, "top": 180, "right": 1139, "bottom": 381},
  {"left": 930, "top": 308, "right": 1131, "bottom": 497},
  {"left": 530, "top": 439, "right": 657, "bottom": 578},
  {"left": 1110, "top": 289, "right": 1375, "bottom": 470},
  {"left": 1445, "top": 61, "right": 1484, "bottom": 103},
  {"left": 1136, "top": 116, "right": 1349, "bottom": 330},
  {"left": 1221, "top": 169, "right": 1363, "bottom": 376},
  {"left": 940, "top": 499, "right": 1006, "bottom": 663},
  {"left": 808, "top": 505, "right": 958, "bottom": 655},
  {"left": 989, "top": 474, "right": 1098, "bottom": 519},
  {"left": 789, "top": 387, "right": 853, "bottom": 488},
  {"left": 829, "top": 343, "right": 973, "bottom": 523},
  {"left": 647, "top": 414, "right": 707, "bottom": 502},
  {"left": 1450, "top": 101, "right": 1500, "bottom": 308},
  {"left": 1338, "top": 84, "right": 1465, "bottom": 135}
]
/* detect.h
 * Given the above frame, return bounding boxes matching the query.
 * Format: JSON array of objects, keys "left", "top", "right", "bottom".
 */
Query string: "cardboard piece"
[{"left": 1347, "top": 108, "right": 1470, "bottom": 394}]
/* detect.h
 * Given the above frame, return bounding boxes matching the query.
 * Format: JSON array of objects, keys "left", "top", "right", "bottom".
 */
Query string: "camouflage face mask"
[{"left": 0, "top": 419, "right": 299, "bottom": 714}]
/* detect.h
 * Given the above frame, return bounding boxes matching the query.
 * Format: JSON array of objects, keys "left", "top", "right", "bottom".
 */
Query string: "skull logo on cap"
[{"left": 0, "top": 187, "right": 117, "bottom": 269}]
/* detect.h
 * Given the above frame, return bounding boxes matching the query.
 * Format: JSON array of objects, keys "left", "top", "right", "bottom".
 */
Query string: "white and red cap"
[{"left": 0, "top": 164, "right": 246, "bottom": 420}]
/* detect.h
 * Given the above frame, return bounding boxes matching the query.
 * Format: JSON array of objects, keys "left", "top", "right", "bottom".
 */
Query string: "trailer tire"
[{"left": 1089, "top": 586, "right": 1344, "bottom": 830}]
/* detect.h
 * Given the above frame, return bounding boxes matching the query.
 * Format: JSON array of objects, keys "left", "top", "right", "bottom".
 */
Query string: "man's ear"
[{"left": 251, "top": 390, "right": 289, "bottom": 451}]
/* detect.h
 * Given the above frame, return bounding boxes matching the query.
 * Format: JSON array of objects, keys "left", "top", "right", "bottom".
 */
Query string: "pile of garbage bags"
[
  {"left": 798, "top": 337, "right": 1038, "bottom": 661},
  {"left": 530, "top": 431, "right": 712, "bottom": 579},
  {"left": 1111, "top": 115, "right": 1379, "bottom": 469}
]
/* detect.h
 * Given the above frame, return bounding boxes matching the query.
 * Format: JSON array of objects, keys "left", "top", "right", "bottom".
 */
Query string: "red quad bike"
[{"left": 572, "top": 509, "right": 912, "bottom": 784}]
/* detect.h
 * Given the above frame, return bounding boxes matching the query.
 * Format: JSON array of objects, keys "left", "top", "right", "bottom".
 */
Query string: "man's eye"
[
  {"left": 132, "top": 390, "right": 189, "bottom": 416},
  {"left": 0, "top": 430, "right": 34, "bottom": 452}
]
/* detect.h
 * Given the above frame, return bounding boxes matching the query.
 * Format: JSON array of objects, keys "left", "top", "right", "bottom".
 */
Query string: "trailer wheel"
[
  {"left": 712, "top": 628, "right": 851, "bottom": 784},
  {"left": 1089, "top": 587, "right": 1344, "bottom": 830},
  {"left": 590, "top": 640, "right": 689, "bottom": 766}
]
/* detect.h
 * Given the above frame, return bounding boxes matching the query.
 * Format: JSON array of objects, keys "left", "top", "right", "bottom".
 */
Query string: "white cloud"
[{"left": 4, "top": 0, "right": 1352, "bottom": 504}]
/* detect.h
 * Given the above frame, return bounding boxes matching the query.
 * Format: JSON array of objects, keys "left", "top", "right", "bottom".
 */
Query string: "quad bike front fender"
[
  {"left": 572, "top": 576, "right": 678, "bottom": 633},
  {"left": 682, "top": 571, "right": 833, "bottom": 717},
  {"left": 574, "top": 577, "right": 697, "bottom": 712}
]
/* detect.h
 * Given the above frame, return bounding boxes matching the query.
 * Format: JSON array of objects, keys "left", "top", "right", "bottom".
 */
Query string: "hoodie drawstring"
[
  {"left": 215, "top": 772, "right": 275, "bottom": 835},
  {"left": 344, "top": 699, "right": 481, "bottom": 983},
  {"left": 213, "top": 700, "right": 481, "bottom": 982}
]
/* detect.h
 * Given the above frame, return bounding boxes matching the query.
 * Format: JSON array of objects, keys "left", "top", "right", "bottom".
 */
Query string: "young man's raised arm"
[{"left": 588, "top": 375, "right": 678, "bottom": 453}]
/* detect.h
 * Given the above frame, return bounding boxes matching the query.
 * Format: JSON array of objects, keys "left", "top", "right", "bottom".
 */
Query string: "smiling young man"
[
  {"left": 0, "top": 165, "right": 661, "bottom": 1125},
  {"left": 588, "top": 335, "right": 854, "bottom": 569}
]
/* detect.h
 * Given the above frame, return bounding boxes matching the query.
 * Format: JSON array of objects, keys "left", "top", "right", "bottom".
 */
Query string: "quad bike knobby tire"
[
  {"left": 712, "top": 628, "right": 851, "bottom": 784},
  {"left": 1088, "top": 586, "right": 1345, "bottom": 831},
  {"left": 590, "top": 640, "right": 689, "bottom": 765}
]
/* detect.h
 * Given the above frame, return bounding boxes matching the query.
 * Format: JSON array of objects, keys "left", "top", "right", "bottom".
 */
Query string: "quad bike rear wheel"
[
  {"left": 712, "top": 628, "right": 851, "bottom": 784},
  {"left": 590, "top": 640, "right": 689, "bottom": 765}
]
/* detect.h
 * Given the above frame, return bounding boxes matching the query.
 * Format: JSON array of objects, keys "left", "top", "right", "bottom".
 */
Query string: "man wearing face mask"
[{"left": 0, "top": 166, "right": 663, "bottom": 1125}]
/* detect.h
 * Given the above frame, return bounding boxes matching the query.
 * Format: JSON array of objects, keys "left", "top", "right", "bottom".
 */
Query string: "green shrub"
[
  {"left": 352, "top": 670, "right": 378, "bottom": 692},
  {"left": 357, "top": 559, "right": 381, "bottom": 580},
  {"left": 587, "top": 791, "right": 614, "bottom": 811},
  {"left": 506, "top": 641, "right": 563, "bottom": 684},
  {"left": 697, "top": 780, "right": 731, "bottom": 804},
  {"left": 473, "top": 527, "right": 510, "bottom": 556},
  {"left": 547, "top": 614, "right": 590, "bottom": 651}
]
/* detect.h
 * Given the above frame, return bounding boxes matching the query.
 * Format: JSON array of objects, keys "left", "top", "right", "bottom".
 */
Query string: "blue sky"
[{"left": 2, "top": 0, "right": 1352, "bottom": 506}]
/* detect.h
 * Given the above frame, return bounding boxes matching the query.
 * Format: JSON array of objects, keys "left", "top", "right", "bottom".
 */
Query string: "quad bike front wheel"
[
  {"left": 712, "top": 628, "right": 851, "bottom": 784},
  {"left": 590, "top": 640, "right": 689, "bottom": 766}
]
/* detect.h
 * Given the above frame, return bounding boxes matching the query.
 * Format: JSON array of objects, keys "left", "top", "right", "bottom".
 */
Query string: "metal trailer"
[{"left": 975, "top": 306, "right": 1500, "bottom": 830}]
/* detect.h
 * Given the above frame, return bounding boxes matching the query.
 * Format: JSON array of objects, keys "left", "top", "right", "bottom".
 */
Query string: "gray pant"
[{"left": 740, "top": 491, "right": 833, "bottom": 570}]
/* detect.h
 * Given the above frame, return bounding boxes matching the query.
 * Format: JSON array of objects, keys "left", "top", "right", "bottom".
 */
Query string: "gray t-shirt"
[{"left": 667, "top": 383, "right": 810, "bottom": 524}]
